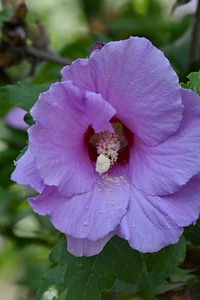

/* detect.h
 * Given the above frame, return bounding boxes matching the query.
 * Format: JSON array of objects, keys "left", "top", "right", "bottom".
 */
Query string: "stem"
[
  {"left": 188, "top": 0, "right": 200, "bottom": 68},
  {"left": 25, "top": 45, "right": 72, "bottom": 66}
]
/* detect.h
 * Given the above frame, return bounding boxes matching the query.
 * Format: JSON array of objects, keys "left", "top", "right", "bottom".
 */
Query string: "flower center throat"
[{"left": 84, "top": 119, "right": 134, "bottom": 174}]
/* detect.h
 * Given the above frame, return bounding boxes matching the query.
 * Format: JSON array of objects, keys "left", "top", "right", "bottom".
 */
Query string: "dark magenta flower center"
[{"left": 84, "top": 118, "right": 134, "bottom": 173}]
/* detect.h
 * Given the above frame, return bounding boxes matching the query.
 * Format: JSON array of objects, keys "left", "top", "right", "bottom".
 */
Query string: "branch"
[{"left": 25, "top": 45, "right": 72, "bottom": 66}]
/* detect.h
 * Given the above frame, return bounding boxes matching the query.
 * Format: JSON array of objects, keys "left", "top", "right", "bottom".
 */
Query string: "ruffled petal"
[
  {"left": 31, "top": 81, "right": 115, "bottom": 134},
  {"left": 129, "top": 88, "right": 200, "bottom": 196},
  {"left": 61, "top": 36, "right": 183, "bottom": 146},
  {"left": 67, "top": 233, "right": 114, "bottom": 257},
  {"left": 29, "top": 81, "right": 116, "bottom": 196},
  {"left": 29, "top": 124, "right": 94, "bottom": 197},
  {"left": 117, "top": 185, "right": 183, "bottom": 253},
  {"left": 158, "top": 175, "right": 200, "bottom": 227},
  {"left": 28, "top": 166, "right": 130, "bottom": 241},
  {"left": 118, "top": 174, "right": 200, "bottom": 253},
  {"left": 84, "top": 90, "right": 115, "bottom": 133},
  {"left": 11, "top": 148, "right": 44, "bottom": 192},
  {"left": 155, "top": 174, "right": 200, "bottom": 227}
]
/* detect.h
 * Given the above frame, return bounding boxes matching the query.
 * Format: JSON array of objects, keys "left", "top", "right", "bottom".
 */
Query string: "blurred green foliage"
[{"left": 0, "top": 0, "right": 200, "bottom": 299}]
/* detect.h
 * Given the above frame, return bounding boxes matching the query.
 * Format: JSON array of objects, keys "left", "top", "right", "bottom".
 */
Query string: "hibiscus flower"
[
  {"left": 11, "top": 37, "right": 200, "bottom": 256},
  {"left": 5, "top": 107, "right": 29, "bottom": 131}
]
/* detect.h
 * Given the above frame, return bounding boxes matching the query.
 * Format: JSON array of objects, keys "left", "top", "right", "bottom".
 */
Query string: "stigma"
[{"left": 95, "top": 154, "right": 111, "bottom": 174}]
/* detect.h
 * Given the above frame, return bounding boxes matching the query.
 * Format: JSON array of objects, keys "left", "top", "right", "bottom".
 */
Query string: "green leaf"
[
  {"left": 184, "top": 222, "right": 200, "bottom": 245},
  {"left": 109, "top": 237, "right": 143, "bottom": 285},
  {"left": 153, "top": 267, "right": 196, "bottom": 295},
  {"left": 172, "top": 0, "right": 192, "bottom": 12},
  {"left": 24, "top": 112, "right": 35, "bottom": 126},
  {"left": 143, "top": 235, "right": 186, "bottom": 275},
  {"left": 0, "top": 82, "right": 51, "bottom": 111},
  {"left": 133, "top": 265, "right": 175, "bottom": 294},
  {"left": 37, "top": 237, "right": 186, "bottom": 299},
  {"left": 181, "top": 71, "right": 200, "bottom": 96},
  {"left": 49, "top": 237, "right": 73, "bottom": 265},
  {"left": 16, "top": 145, "right": 28, "bottom": 160},
  {"left": 133, "top": 236, "right": 186, "bottom": 292},
  {"left": 36, "top": 265, "right": 67, "bottom": 300},
  {"left": 37, "top": 236, "right": 143, "bottom": 300}
]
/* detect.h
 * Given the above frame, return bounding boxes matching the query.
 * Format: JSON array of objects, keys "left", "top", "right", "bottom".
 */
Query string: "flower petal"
[
  {"left": 67, "top": 233, "right": 114, "bottom": 257},
  {"left": 11, "top": 148, "right": 44, "bottom": 192},
  {"left": 28, "top": 166, "right": 130, "bottom": 241},
  {"left": 117, "top": 185, "right": 183, "bottom": 253},
  {"left": 157, "top": 174, "right": 200, "bottom": 227},
  {"left": 29, "top": 81, "right": 116, "bottom": 196},
  {"left": 29, "top": 124, "right": 94, "bottom": 197},
  {"left": 118, "top": 174, "right": 200, "bottom": 253},
  {"left": 84, "top": 90, "right": 115, "bottom": 133},
  {"left": 5, "top": 107, "right": 29, "bottom": 131},
  {"left": 61, "top": 36, "right": 183, "bottom": 146},
  {"left": 129, "top": 88, "right": 200, "bottom": 196}
]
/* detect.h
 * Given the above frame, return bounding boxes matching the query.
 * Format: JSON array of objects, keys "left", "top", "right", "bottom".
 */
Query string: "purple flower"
[
  {"left": 5, "top": 107, "right": 29, "bottom": 131},
  {"left": 11, "top": 37, "right": 200, "bottom": 256}
]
